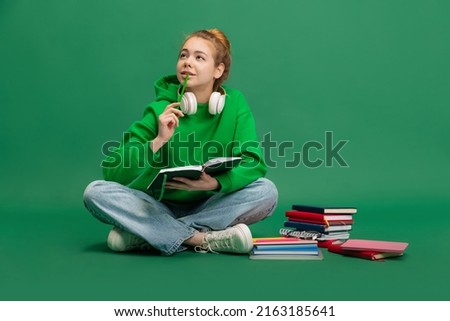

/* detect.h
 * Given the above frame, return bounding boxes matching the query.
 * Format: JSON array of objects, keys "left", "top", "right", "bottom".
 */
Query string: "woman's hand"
[
  {"left": 151, "top": 102, "right": 184, "bottom": 152},
  {"left": 165, "top": 172, "right": 220, "bottom": 191}
]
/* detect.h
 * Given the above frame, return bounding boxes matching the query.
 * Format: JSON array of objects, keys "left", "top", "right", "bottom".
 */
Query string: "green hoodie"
[{"left": 102, "top": 75, "right": 267, "bottom": 202}]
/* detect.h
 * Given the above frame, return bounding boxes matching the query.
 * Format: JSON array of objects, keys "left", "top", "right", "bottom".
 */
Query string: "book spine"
[
  {"left": 328, "top": 247, "right": 378, "bottom": 261},
  {"left": 286, "top": 210, "right": 354, "bottom": 220},
  {"left": 284, "top": 221, "right": 327, "bottom": 232},
  {"left": 279, "top": 228, "right": 323, "bottom": 240},
  {"left": 254, "top": 244, "right": 319, "bottom": 251},
  {"left": 291, "top": 205, "right": 357, "bottom": 214},
  {"left": 287, "top": 217, "right": 353, "bottom": 226},
  {"left": 252, "top": 250, "right": 320, "bottom": 255},
  {"left": 285, "top": 210, "right": 327, "bottom": 223},
  {"left": 292, "top": 205, "right": 326, "bottom": 213},
  {"left": 279, "top": 228, "right": 350, "bottom": 242}
]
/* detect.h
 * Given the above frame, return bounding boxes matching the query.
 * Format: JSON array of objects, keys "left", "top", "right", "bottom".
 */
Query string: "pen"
[{"left": 178, "top": 74, "right": 189, "bottom": 103}]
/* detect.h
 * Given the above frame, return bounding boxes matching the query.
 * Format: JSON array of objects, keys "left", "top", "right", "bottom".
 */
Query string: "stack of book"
[
  {"left": 249, "top": 237, "right": 323, "bottom": 260},
  {"left": 282, "top": 204, "right": 357, "bottom": 243},
  {"left": 327, "top": 239, "right": 409, "bottom": 261}
]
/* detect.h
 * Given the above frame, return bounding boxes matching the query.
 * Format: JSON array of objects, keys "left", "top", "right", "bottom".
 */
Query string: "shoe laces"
[
  {"left": 194, "top": 230, "right": 233, "bottom": 254},
  {"left": 194, "top": 243, "right": 217, "bottom": 254}
]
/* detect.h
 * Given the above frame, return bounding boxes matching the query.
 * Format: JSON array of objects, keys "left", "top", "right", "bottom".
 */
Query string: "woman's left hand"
[{"left": 165, "top": 172, "right": 220, "bottom": 191}]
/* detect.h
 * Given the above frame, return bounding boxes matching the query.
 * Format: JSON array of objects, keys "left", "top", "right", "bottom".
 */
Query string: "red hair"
[{"left": 183, "top": 29, "right": 232, "bottom": 90}]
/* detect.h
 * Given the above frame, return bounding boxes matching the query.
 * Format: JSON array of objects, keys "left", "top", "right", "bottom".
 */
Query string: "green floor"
[{"left": 2, "top": 197, "right": 449, "bottom": 301}]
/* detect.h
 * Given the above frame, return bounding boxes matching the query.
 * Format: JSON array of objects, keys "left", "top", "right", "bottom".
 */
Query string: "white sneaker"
[
  {"left": 107, "top": 227, "right": 151, "bottom": 252},
  {"left": 195, "top": 224, "right": 253, "bottom": 254}
]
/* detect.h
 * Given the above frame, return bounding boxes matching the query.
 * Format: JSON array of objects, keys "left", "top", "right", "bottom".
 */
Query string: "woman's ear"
[{"left": 214, "top": 62, "right": 225, "bottom": 79}]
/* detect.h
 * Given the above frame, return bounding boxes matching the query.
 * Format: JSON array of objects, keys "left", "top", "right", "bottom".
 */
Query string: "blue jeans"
[{"left": 83, "top": 178, "right": 278, "bottom": 255}]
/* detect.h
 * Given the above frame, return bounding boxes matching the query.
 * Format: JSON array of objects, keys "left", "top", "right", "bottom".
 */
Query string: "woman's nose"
[{"left": 184, "top": 57, "right": 193, "bottom": 67}]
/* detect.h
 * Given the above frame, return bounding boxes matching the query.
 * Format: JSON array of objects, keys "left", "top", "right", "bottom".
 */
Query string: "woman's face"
[{"left": 176, "top": 37, "right": 224, "bottom": 92}]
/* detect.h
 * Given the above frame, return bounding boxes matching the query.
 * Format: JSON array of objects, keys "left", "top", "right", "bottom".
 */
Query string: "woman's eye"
[
  {"left": 179, "top": 53, "right": 187, "bottom": 59},
  {"left": 196, "top": 56, "right": 205, "bottom": 61}
]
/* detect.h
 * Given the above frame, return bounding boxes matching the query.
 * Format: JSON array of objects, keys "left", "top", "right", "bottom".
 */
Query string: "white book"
[
  {"left": 147, "top": 157, "right": 242, "bottom": 190},
  {"left": 249, "top": 250, "right": 324, "bottom": 260}
]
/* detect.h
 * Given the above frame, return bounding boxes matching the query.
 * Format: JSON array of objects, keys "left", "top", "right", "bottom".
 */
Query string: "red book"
[
  {"left": 252, "top": 237, "right": 317, "bottom": 245},
  {"left": 285, "top": 210, "right": 354, "bottom": 225},
  {"left": 317, "top": 240, "right": 337, "bottom": 248},
  {"left": 340, "top": 239, "right": 409, "bottom": 253},
  {"left": 328, "top": 242, "right": 404, "bottom": 261}
]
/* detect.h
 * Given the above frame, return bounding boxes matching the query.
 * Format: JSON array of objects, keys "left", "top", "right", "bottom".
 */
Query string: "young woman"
[{"left": 83, "top": 29, "right": 278, "bottom": 256}]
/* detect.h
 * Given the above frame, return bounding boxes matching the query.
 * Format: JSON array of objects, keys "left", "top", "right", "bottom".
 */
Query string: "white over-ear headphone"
[{"left": 179, "top": 88, "right": 226, "bottom": 115}]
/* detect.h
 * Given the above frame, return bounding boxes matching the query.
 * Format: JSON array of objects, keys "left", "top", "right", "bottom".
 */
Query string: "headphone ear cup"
[
  {"left": 180, "top": 92, "right": 197, "bottom": 115},
  {"left": 209, "top": 92, "right": 225, "bottom": 115}
]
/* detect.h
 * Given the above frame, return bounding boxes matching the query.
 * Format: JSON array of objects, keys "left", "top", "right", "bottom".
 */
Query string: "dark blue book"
[
  {"left": 254, "top": 244, "right": 318, "bottom": 251},
  {"left": 252, "top": 247, "right": 319, "bottom": 255},
  {"left": 292, "top": 204, "right": 357, "bottom": 214},
  {"left": 284, "top": 220, "right": 352, "bottom": 233}
]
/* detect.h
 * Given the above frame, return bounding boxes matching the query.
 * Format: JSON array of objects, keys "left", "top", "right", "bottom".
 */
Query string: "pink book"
[
  {"left": 341, "top": 239, "right": 409, "bottom": 253},
  {"left": 253, "top": 237, "right": 317, "bottom": 245}
]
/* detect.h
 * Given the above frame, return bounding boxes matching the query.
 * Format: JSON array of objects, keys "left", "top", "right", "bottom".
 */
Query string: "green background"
[{"left": 1, "top": 0, "right": 449, "bottom": 300}]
